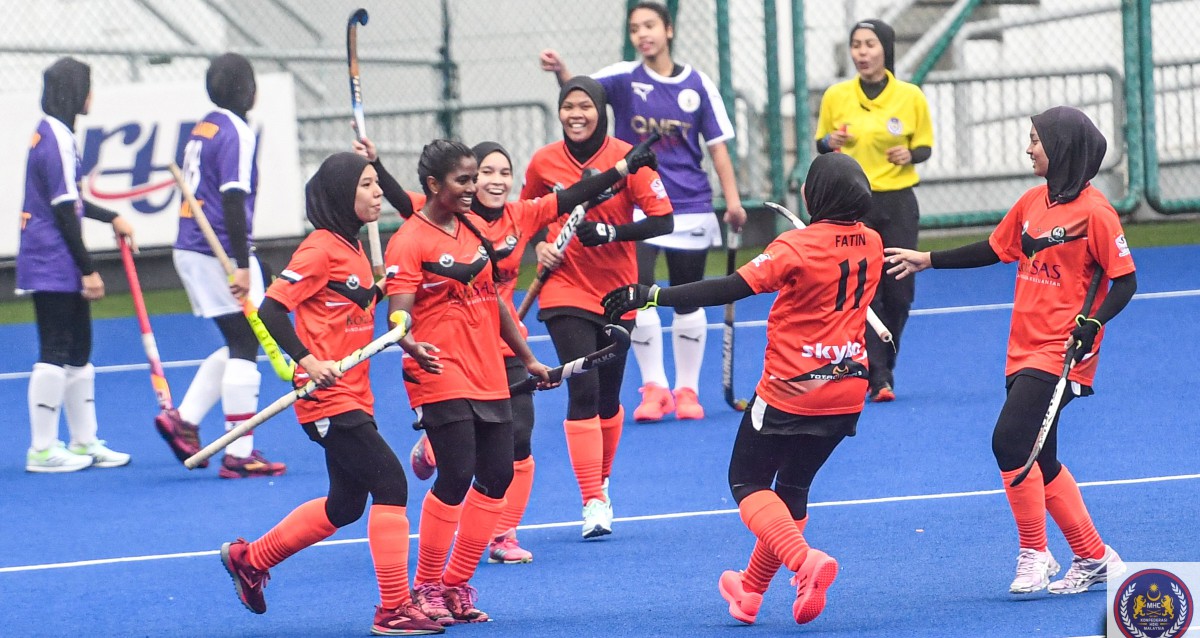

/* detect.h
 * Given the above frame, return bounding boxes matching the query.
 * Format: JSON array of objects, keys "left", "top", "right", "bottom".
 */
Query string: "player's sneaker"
[
  {"left": 791, "top": 549, "right": 838, "bottom": 624},
  {"left": 601, "top": 477, "right": 610, "bottom": 504},
  {"left": 633, "top": 383, "right": 674, "bottom": 422},
  {"left": 1048, "top": 545, "right": 1125, "bottom": 595},
  {"left": 581, "top": 498, "right": 613, "bottom": 539},
  {"left": 221, "top": 538, "right": 269, "bottom": 614},
  {"left": 870, "top": 384, "right": 895, "bottom": 403},
  {"left": 411, "top": 582, "right": 454, "bottom": 627},
  {"left": 371, "top": 603, "right": 445, "bottom": 635},
  {"left": 442, "top": 583, "right": 489, "bottom": 623},
  {"left": 68, "top": 440, "right": 130, "bottom": 468},
  {"left": 26, "top": 441, "right": 93, "bottom": 473},
  {"left": 155, "top": 409, "right": 204, "bottom": 467},
  {"left": 674, "top": 387, "right": 705, "bottom": 420},
  {"left": 1009, "top": 548, "right": 1060, "bottom": 594},
  {"left": 410, "top": 434, "right": 436, "bottom": 481},
  {"left": 718, "top": 570, "right": 763, "bottom": 624},
  {"left": 219, "top": 450, "right": 287, "bottom": 479},
  {"left": 487, "top": 528, "right": 533, "bottom": 564}
]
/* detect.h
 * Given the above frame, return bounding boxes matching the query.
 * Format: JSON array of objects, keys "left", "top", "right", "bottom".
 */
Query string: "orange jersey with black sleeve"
[
  {"left": 737, "top": 222, "right": 883, "bottom": 416},
  {"left": 265, "top": 229, "right": 378, "bottom": 423},
  {"left": 989, "top": 183, "right": 1136, "bottom": 385},
  {"left": 521, "top": 138, "right": 672, "bottom": 318},
  {"left": 383, "top": 213, "right": 508, "bottom": 407},
  {"left": 481, "top": 196, "right": 561, "bottom": 356}
]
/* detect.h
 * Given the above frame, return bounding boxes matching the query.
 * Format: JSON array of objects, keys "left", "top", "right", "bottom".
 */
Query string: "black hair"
[
  {"left": 416, "top": 139, "right": 501, "bottom": 280},
  {"left": 628, "top": 2, "right": 672, "bottom": 31}
]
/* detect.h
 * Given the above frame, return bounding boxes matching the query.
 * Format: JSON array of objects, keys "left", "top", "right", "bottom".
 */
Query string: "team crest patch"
[
  {"left": 1115, "top": 569, "right": 1193, "bottom": 638},
  {"left": 1116, "top": 233, "right": 1131, "bottom": 257},
  {"left": 887, "top": 117, "right": 903, "bottom": 135},
  {"left": 1050, "top": 226, "right": 1067, "bottom": 243},
  {"left": 505, "top": 235, "right": 518, "bottom": 248},
  {"left": 478, "top": 245, "right": 489, "bottom": 257},
  {"left": 438, "top": 254, "right": 455, "bottom": 267},
  {"left": 346, "top": 274, "right": 360, "bottom": 290},
  {"left": 677, "top": 88, "right": 701, "bottom": 113}
]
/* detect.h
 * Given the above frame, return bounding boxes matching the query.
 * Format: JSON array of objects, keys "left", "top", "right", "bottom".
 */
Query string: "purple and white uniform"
[
  {"left": 593, "top": 61, "right": 733, "bottom": 249},
  {"left": 17, "top": 116, "right": 83, "bottom": 293}
]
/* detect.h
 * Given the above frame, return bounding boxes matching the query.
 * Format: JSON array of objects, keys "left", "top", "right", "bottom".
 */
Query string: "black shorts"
[
  {"left": 745, "top": 394, "right": 860, "bottom": 437},
  {"left": 415, "top": 397, "right": 512, "bottom": 430}
]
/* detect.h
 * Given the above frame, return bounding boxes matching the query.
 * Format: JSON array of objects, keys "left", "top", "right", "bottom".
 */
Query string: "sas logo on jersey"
[
  {"left": 280, "top": 269, "right": 303, "bottom": 283},
  {"left": 801, "top": 340, "right": 863, "bottom": 364},
  {"left": 750, "top": 252, "right": 772, "bottom": 267},
  {"left": 650, "top": 178, "right": 668, "bottom": 199},
  {"left": 677, "top": 88, "right": 701, "bottom": 113},
  {"left": 886, "top": 117, "right": 903, "bottom": 135},
  {"left": 346, "top": 274, "right": 361, "bottom": 290},
  {"left": 631, "top": 82, "right": 654, "bottom": 101},
  {"left": 438, "top": 253, "right": 455, "bottom": 267},
  {"left": 1116, "top": 233, "right": 1130, "bottom": 257}
]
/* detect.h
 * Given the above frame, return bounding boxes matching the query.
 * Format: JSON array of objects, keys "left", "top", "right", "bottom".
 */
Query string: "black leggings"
[
  {"left": 728, "top": 416, "right": 845, "bottom": 520},
  {"left": 992, "top": 373, "right": 1075, "bottom": 482},
  {"left": 425, "top": 418, "right": 515, "bottom": 506},
  {"left": 545, "top": 314, "right": 633, "bottom": 421},
  {"left": 506, "top": 358, "right": 535, "bottom": 461},
  {"left": 864, "top": 187, "right": 920, "bottom": 389},
  {"left": 302, "top": 419, "right": 408, "bottom": 528},
  {"left": 33, "top": 292, "right": 91, "bottom": 367},
  {"left": 214, "top": 312, "right": 260, "bottom": 362},
  {"left": 636, "top": 243, "right": 708, "bottom": 315}
]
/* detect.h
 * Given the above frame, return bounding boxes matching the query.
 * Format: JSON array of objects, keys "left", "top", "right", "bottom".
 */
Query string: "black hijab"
[
  {"left": 851, "top": 19, "right": 895, "bottom": 74},
  {"left": 803, "top": 153, "right": 873, "bottom": 223},
  {"left": 306, "top": 152, "right": 371, "bottom": 245},
  {"left": 558, "top": 76, "right": 609, "bottom": 164},
  {"left": 206, "top": 53, "right": 256, "bottom": 120},
  {"left": 41, "top": 57, "right": 90, "bottom": 131},
  {"left": 1031, "top": 106, "right": 1107, "bottom": 204},
  {"left": 469, "top": 141, "right": 513, "bottom": 222}
]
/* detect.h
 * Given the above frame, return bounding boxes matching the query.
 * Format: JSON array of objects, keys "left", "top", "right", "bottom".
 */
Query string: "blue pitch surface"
[{"left": 1, "top": 245, "right": 1198, "bottom": 638}]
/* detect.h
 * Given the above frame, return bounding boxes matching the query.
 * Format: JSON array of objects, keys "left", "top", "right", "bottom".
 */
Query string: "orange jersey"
[
  {"left": 383, "top": 213, "right": 508, "bottom": 407},
  {"left": 989, "top": 183, "right": 1136, "bottom": 385},
  {"left": 480, "top": 196, "right": 561, "bottom": 356},
  {"left": 266, "top": 230, "right": 378, "bottom": 423},
  {"left": 738, "top": 222, "right": 883, "bottom": 416},
  {"left": 521, "top": 138, "right": 672, "bottom": 318}
]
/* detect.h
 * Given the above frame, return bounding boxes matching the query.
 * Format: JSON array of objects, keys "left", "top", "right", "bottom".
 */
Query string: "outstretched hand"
[
  {"left": 602, "top": 283, "right": 659, "bottom": 322},
  {"left": 885, "top": 247, "right": 932, "bottom": 280}
]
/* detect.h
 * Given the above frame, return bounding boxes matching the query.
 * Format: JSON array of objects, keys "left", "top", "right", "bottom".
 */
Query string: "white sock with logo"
[
  {"left": 63, "top": 363, "right": 98, "bottom": 446},
  {"left": 179, "top": 347, "right": 228, "bottom": 425},
  {"left": 671, "top": 310, "right": 707, "bottom": 392},
  {"left": 222, "top": 357, "right": 261, "bottom": 459},
  {"left": 28, "top": 363, "right": 66, "bottom": 451},
  {"left": 631, "top": 308, "right": 668, "bottom": 388}
]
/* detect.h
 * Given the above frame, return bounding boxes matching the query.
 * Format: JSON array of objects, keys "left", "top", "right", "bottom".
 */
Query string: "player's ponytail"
[{"left": 454, "top": 211, "right": 502, "bottom": 283}]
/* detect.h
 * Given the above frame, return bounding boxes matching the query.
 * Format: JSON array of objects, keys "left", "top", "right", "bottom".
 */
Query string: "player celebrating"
[
  {"left": 156, "top": 53, "right": 285, "bottom": 478},
  {"left": 19, "top": 57, "right": 133, "bottom": 472},
  {"left": 540, "top": 1, "right": 745, "bottom": 422},
  {"left": 886, "top": 106, "right": 1132, "bottom": 595},
  {"left": 603, "top": 152, "right": 881, "bottom": 626},
  {"left": 219, "top": 152, "right": 442, "bottom": 635}
]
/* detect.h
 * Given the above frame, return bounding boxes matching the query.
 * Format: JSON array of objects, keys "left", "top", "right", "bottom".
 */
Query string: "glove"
[
  {"left": 623, "top": 135, "right": 659, "bottom": 174},
  {"left": 577, "top": 221, "right": 618, "bottom": 246},
  {"left": 602, "top": 284, "right": 660, "bottom": 322},
  {"left": 1069, "top": 314, "right": 1102, "bottom": 363}
]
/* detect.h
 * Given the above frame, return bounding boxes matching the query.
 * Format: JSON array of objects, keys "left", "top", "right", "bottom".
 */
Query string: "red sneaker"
[
  {"left": 220, "top": 539, "right": 269, "bottom": 614},
  {"left": 718, "top": 570, "right": 762, "bottom": 624},
  {"left": 411, "top": 583, "right": 454, "bottom": 627},
  {"left": 155, "top": 409, "right": 204, "bottom": 467},
  {"left": 633, "top": 383, "right": 674, "bottom": 422},
  {"left": 409, "top": 434, "right": 436, "bottom": 481},
  {"left": 219, "top": 450, "right": 286, "bottom": 479},
  {"left": 870, "top": 384, "right": 895, "bottom": 403},
  {"left": 442, "top": 583, "right": 489, "bottom": 623},
  {"left": 673, "top": 387, "right": 705, "bottom": 420},
  {"left": 791, "top": 549, "right": 838, "bottom": 624},
  {"left": 371, "top": 603, "right": 445, "bottom": 635}
]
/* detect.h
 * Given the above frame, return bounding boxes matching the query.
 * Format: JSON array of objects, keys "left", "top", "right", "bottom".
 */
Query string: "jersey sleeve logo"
[
  {"left": 650, "top": 178, "right": 667, "bottom": 199},
  {"left": 632, "top": 82, "right": 654, "bottom": 101},
  {"left": 750, "top": 252, "right": 772, "bottom": 267},
  {"left": 280, "top": 269, "right": 303, "bottom": 283},
  {"left": 677, "top": 88, "right": 701, "bottom": 113},
  {"left": 1116, "top": 233, "right": 1130, "bottom": 257}
]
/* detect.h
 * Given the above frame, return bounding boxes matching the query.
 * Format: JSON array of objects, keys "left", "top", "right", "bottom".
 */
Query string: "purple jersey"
[
  {"left": 17, "top": 116, "right": 83, "bottom": 293},
  {"left": 593, "top": 62, "right": 734, "bottom": 215},
  {"left": 174, "top": 109, "right": 258, "bottom": 256}
]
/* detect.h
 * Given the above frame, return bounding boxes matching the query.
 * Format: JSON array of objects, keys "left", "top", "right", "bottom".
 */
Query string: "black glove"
[
  {"left": 602, "top": 284, "right": 660, "bottom": 322},
  {"left": 577, "top": 221, "right": 618, "bottom": 246},
  {"left": 624, "top": 133, "right": 659, "bottom": 174},
  {"left": 1069, "top": 314, "right": 1102, "bottom": 363}
]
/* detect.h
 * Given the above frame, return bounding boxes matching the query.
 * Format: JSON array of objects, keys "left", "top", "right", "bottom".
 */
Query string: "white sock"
[
  {"left": 630, "top": 308, "right": 668, "bottom": 388},
  {"left": 179, "top": 347, "right": 228, "bottom": 425},
  {"left": 671, "top": 310, "right": 707, "bottom": 392},
  {"left": 222, "top": 357, "right": 261, "bottom": 459},
  {"left": 28, "top": 363, "right": 66, "bottom": 451},
  {"left": 63, "top": 364, "right": 98, "bottom": 446}
]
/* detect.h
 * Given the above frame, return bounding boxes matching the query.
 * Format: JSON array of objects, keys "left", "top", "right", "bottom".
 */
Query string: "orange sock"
[
  {"left": 414, "top": 491, "right": 462, "bottom": 584},
  {"left": 564, "top": 417, "right": 604, "bottom": 503},
  {"left": 1001, "top": 465, "right": 1048, "bottom": 550},
  {"left": 738, "top": 490, "right": 810, "bottom": 572},
  {"left": 443, "top": 489, "right": 507, "bottom": 586},
  {"left": 368, "top": 504, "right": 412, "bottom": 609},
  {"left": 493, "top": 456, "right": 535, "bottom": 537},
  {"left": 246, "top": 497, "right": 337, "bottom": 570},
  {"left": 1044, "top": 466, "right": 1105, "bottom": 559},
  {"left": 600, "top": 407, "right": 624, "bottom": 481},
  {"left": 742, "top": 517, "right": 807, "bottom": 594}
]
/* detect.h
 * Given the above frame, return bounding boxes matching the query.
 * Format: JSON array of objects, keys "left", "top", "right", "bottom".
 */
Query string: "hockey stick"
[
  {"left": 764, "top": 201, "right": 892, "bottom": 343},
  {"left": 168, "top": 163, "right": 295, "bottom": 381},
  {"left": 346, "top": 8, "right": 384, "bottom": 278},
  {"left": 508, "top": 324, "right": 631, "bottom": 394},
  {"left": 117, "top": 234, "right": 173, "bottom": 412},
  {"left": 1008, "top": 268, "right": 1105, "bottom": 487},
  {"left": 722, "top": 228, "right": 748, "bottom": 411},
  {"left": 516, "top": 202, "right": 588, "bottom": 320},
  {"left": 185, "top": 311, "right": 412, "bottom": 469}
]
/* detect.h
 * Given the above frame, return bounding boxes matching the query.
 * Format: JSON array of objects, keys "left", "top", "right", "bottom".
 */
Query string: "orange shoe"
[
  {"left": 633, "top": 383, "right": 674, "bottom": 422},
  {"left": 718, "top": 570, "right": 762, "bottom": 624},
  {"left": 673, "top": 388, "right": 705, "bottom": 420},
  {"left": 870, "top": 384, "right": 895, "bottom": 403},
  {"left": 791, "top": 549, "right": 838, "bottom": 625}
]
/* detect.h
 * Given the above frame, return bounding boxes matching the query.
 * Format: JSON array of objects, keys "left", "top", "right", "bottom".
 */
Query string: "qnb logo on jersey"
[
  {"left": 801, "top": 340, "right": 863, "bottom": 364},
  {"left": 631, "top": 115, "right": 693, "bottom": 140},
  {"left": 80, "top": 120, "right": 198, "bottom": 215}
]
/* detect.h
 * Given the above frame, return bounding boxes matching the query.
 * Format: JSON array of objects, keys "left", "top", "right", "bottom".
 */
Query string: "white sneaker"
[
  {"left": 1048, "top": 545, "right": 1125, "bottom": 595},
  {"left": 581, "top": 498, "right": 613, "bottom": 539},
  {"left": 1009, "top": 548, "right": 1060, "bottom": 594},
  {"left": 26, "top": 441, "right": 93, "bottom": 473},
  {"left": 601, "top": 477, "right": 610, "bottom": 504},
  {"left": 69, "top": 440, "right": 131, "bottom": 468}
]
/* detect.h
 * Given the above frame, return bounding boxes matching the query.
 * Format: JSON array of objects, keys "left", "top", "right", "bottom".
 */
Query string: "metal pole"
[
  {"left": 716, "top": 0, "right": 738, "bottom": 172},
  {"left": 438, "top": 0, "right": 459, "bottom": 140},
  {"left": 763, "top": 0, "right": 785, "bottom": 203},
  {"left": 790, "top": 0, "right": 812, "bottom": 208}
]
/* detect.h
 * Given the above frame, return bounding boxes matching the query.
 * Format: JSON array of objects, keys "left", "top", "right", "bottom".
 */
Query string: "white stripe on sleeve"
[{"left": 698, "top": 70, "right": 736, "bottom": 146}]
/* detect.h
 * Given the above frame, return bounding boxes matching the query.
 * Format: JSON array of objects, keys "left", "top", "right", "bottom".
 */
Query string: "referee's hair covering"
[
  {"left": 206, "top": 53, "right": 256, "bottom": 116},
  {"left": 803, "top": 153, "right": 872, "bottom": 223},
  {"left": 41, "top": 57, "right": 90, "bottom": 131},
  {"left": 305, "top": 152, "right": 371, "bottom": 245},
  {"left": 850, "top": 19, "right": 895, "bottom": 74},
  {"left": 1031, "top": 106, "right": 1107, "bottom": 204}
]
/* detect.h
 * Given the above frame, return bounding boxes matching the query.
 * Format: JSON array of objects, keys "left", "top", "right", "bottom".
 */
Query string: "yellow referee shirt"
[{"left": 815, "top": 71, "right": 933, "bottom": 192}]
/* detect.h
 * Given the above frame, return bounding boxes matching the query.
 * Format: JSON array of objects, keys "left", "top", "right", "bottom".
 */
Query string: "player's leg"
[
  {"left": 26, "top": 293, "right": 91, "bottom": 472},
  {"left": 596, "top": 317, "right": 633, "bottom": 533},
  {"left": 664, "top": 246, "right": 710, "bottom": 420},
  {"left": 630, "top": 242, "right": 672, "bottom": 421},
  {"left": 865, "top": 189, "right": 918, "bottom": 401},
  {"left": 489, "top": 358, "right": 536, "bottom": 564},
  {"left": 211, "top": 313, "right": 283, "bottom": 478},
  {"left": 413, "top": 416, "right": 474, "bottom": 626},
  {"left": 57, "top": 295, "right": 130, "bottom": 467}
]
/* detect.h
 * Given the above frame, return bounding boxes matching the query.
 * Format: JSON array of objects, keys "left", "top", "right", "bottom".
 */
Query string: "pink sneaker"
[
  {"left": 220, "top": 538, "right": 269, "bottom": 614},
  {"left": 442, "top": 583, "right": 489, "bottom": 623},
  {"left": 487, "top": 528, "right": 533, "bottom": 564},
  {"left": 791, "top": 549, "right": 838, "bottom": 624},
  {"left": 371, "top": 603, "right": 445, "bottom": 635},
  {"left": 718, "top": 570, "right": 762, "bottom": 624},
  {"left": 673, "top": 388, "right": 705, "bottom": 420},
  {"left": 219, "top": 450, "right": 286, "bottom": 479},
  {"left": 633, "top": 383, "right": 674, "bottom": 422},
  {"left": 155, "top": 409, "right": 204, "bottom": 467},
  {"left": 411, "top": 582, "right": 454, "bottom": 627},
  {"left": 410, "top": 434, "right": 436, "bottom": 481}
]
